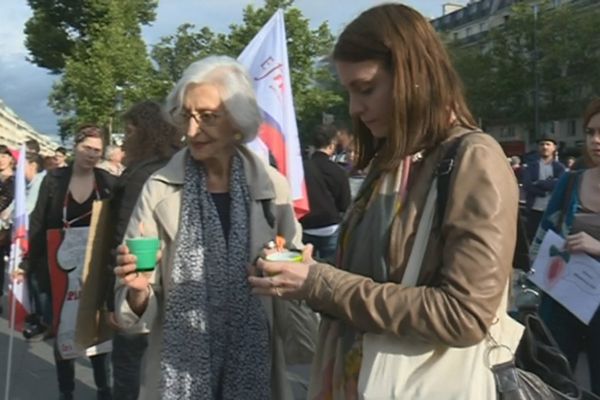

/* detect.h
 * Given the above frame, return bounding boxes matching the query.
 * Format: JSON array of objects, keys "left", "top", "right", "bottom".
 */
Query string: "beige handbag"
[{"left": 357, "top": 177, "right": 525, "bottom": 400}]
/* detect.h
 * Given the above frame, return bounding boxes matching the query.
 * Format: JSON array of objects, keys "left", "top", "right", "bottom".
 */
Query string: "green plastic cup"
[
  {"left": 126, "top": 237, "right": 160, "bottom": 271},
  {"left": 265, "top": 250, "right": 302, "bottom": 276}
]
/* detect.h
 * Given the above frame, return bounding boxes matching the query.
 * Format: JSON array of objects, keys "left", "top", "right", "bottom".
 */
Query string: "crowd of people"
[{"left": 0, "top": 3, "right": 598, "bottom": 400}]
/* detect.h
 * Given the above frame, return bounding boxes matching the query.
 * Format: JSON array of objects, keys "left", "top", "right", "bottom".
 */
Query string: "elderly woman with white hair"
[{"left": 113, "top": 55, "right": 316, "bottom": 400}]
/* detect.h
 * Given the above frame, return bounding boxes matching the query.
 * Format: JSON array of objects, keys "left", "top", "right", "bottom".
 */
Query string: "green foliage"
[
  {"left": 28, "top": 0, "right": 345, "bottom": 142},
  {"left": 25, "top": 0, "right": 157, "bottom": 73},
  {"left": 151, "top": 0, "right": 344, "bottom": 145},
  {"left": 46, "top": 0, "right": 158, "bottom": 139},
  {"left": 450, "top": 1, "right": 600, "bottom": 132}
]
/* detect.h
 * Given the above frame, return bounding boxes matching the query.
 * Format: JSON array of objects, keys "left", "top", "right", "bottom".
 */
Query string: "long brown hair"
[
  {"left": 333, "top": 3, "right": 476, "bottom": 170},
  {"left": 122, "top": 101, "right": 182, "bottom": 166},
  {"left": 583, "top": 98, "right": 600, "bottom": 167}
]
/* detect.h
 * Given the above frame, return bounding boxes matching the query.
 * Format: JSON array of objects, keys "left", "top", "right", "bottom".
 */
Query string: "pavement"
[{"left": 0, "top": 296, "right": 97, "bottom": 400}]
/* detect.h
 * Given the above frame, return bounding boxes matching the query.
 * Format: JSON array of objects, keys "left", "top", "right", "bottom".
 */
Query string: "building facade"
[
  {"left": 432, "top": 0, "right": 598, "bottom": 156},
  {"left": 0, "top": 99, "right": 58, "bottom": 156}
]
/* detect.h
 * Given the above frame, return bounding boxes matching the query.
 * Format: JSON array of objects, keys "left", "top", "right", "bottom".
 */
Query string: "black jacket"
[
  {"left": 299, "top": 151, "right": 351, "bottom": 230},
  {"left": 25, "top": 167, "right": 115, "bottom": 293},
  {"left": 106, "top": 157, "right": 171, "bottom": 311},
  {"left": 0, "top": 175, "right": 14, "bottom": 213}
]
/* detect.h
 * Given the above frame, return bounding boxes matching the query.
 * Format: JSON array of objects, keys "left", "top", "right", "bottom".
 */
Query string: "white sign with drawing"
[
  {"left": 56, "top": 226, "right": 89, "bottom": 359},
  {"left": 529, "top": 229, "right": 600, "bottom": 325}
]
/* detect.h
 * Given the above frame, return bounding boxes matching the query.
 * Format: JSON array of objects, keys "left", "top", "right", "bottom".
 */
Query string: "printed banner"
[{"left": 47, "top": 200, "right": 113, "bottom": 359}]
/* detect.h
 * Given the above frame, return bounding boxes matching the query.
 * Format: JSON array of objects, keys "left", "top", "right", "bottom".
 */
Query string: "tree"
[
  {"left": 151, "top": 0, "right": 344, "bottom": 144},
  {"left": 46, "top": 0, "right": 158, "bottom": 140},
  {"left": 24, "top": 0, "right": 157, "bottom": 73},
  {"left": 449, "top": 1, "right": 600, "bottom": 134}
]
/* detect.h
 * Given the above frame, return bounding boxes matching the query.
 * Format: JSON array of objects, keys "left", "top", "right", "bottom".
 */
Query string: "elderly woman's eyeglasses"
[{"left": 172, "top": 109, "right": 223, "bottom": 129}]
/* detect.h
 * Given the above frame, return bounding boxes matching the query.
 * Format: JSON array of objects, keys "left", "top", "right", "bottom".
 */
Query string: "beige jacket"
[
  {"left": 114, "top": 147, "right": 317, "bottom": 400},
  {"left": 302, "top": 130, "right": 519, "bottom": 347}
]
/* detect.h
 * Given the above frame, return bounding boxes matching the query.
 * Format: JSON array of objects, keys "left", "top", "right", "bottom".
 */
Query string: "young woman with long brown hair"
[{"left": 250, "top": 4, "right": 520, "bottom": 399}]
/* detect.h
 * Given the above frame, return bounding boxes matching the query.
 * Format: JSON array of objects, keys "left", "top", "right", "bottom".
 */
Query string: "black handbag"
[{"left": 494, "top": 313, "right": 600, "bottom": 400}]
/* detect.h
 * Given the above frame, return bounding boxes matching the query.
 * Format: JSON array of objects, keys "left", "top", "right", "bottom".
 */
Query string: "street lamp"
[{"left": 108, "top": 85, "right": 125, "bottom": 145}]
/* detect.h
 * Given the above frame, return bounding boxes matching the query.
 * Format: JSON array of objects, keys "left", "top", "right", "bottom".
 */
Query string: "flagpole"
[
  {"left": 4, "top": 242, "right": 19, "bottom": 400},
  {"left": 4, "top": 143, "right": 29, "bottom": 400}
]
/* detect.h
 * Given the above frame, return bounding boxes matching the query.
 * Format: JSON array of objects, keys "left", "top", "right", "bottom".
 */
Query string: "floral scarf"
[{"left": 308, "top": 155, "right": 413, "bottom": 400}]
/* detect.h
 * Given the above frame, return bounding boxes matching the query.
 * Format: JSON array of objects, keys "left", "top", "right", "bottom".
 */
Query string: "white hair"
[
  {"left": 104, "top": 144, "right": 121, "bottom": 161},
  {"left": 164, "top": 55, "right": 262, "bottom": 143}
]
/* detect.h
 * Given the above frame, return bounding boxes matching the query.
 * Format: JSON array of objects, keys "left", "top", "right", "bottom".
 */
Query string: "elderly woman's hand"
[
  {"left": 248, "top": 244, "right": 315, "bottom": 300},
  {"left": 114, "top": 244, "right": 159, "bottom": 314}
]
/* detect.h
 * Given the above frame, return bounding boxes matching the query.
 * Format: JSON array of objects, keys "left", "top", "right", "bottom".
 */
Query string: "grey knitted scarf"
[{"left": 160, "top": 153, "right": 271, "bottom": 399}]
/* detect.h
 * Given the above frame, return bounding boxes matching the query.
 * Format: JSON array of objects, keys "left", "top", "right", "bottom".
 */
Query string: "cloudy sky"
[{"left": 0, "top": 0, "right": 451, "bottom": 140}]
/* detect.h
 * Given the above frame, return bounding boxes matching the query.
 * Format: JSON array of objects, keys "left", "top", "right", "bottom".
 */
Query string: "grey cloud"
[{"left": 0, "top": 53, "right": 60, "bottom": 137}]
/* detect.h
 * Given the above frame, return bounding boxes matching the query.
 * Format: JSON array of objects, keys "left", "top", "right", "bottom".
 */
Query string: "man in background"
[
  {"left": 300, "top": 124, "right": 351, "bottom": 260},
  {"left": 53, "top": 147, "right": 68, "bottom": 168},
  {"left": 522, "top": 135, "right": 566, "bottom": 241}
]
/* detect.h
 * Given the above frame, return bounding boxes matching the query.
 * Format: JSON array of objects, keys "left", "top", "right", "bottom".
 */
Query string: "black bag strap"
[{"left": 436, "top": 130, "right": 481, "bottom": 225}]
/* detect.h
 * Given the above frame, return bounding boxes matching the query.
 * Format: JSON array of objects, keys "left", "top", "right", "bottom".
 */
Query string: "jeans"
[
  {"left": 55, "top": 345, "right": 112, "bottom": 398},
  {"left": 539, "top": 295, "right": 600, "bottom": 395},
  {"left": 112, "top": 332, "right": 148, "bottom": 400},
  {"left": 526, "top": 209, "right": 544, "bottom": 244},
  {"left": 27, "top": 273, "right": 52, "bottom": 326},
  {"left": 302, "top": 232, "right": 339, "bottom": 262}
]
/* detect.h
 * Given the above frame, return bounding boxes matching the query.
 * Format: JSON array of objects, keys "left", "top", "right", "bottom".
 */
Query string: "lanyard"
[{"left": 62, "top": 181, "right": 100, "bottom": 229}]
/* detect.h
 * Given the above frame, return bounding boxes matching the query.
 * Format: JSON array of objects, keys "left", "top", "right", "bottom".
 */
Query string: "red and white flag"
[
  {"left": 8, "top": 144, "right": 30, "bottom": 332},
  {"left": 238, "top": 9, "right": 310, "bottom": 218}
]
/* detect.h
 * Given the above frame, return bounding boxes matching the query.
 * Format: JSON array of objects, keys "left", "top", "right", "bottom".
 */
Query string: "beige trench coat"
[{"left": 114, "top": 146, "right": 318, "bottom": 400}]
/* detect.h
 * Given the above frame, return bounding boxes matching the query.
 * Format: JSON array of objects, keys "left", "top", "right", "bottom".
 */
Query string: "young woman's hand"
[{"left": 565, "top": 232, "right": 600, "bottom": 257}]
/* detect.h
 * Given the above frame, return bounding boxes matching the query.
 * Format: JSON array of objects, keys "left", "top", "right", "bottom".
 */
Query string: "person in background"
[
  {"left": 522, "top": 135, "right": 566, "bottom": 241},
  {"left": 20, "top": 152, "right": 49, "bottom": 340},
  {"left": 0, "top": 145, "right": 15, "bottom": 314},
  {"left": 565, "top": 156, "right": 577, "bottom": 171},
  {"left": 299, "top": 124, "right": 351, "bottom": 260},
  {"left": 113, "top": 56, "right": 317, "bottom": 400},
  {"left": 25, "top": 152, "right": 46, "bottom": 214},
  {"left": 108, "top": 100, "right": 182, "bottom": 400},
  {"left": 530, "top": 98, "right": 600, "bottom": 395},
  {"left": 249, "top": 4, "right": 519, "bottom": 398},
  {"left": 26, "top": 139, "right": 41, "bottom": 156},
  {"left": 44, "top": 155, "right": 57, "bottom": 171},
  {"left": 18, "top": 125, "right": 115, "bottom": 400},
  {"left": 332, "top": 121, "right": 353, "bottom": 171},
  {"left": 54, "top": 147, "right": 68, "bottom": 168},
  {"left": 98, "top": 145, "right": 125, "bottom": 176},
  {"left": 510, "top": 155, "right": 523, "bottom": 182}
]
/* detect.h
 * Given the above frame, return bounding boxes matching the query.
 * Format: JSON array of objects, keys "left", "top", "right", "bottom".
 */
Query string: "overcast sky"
[{"left": 0, "top": 0, "right": 452, "bottom": 140}]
